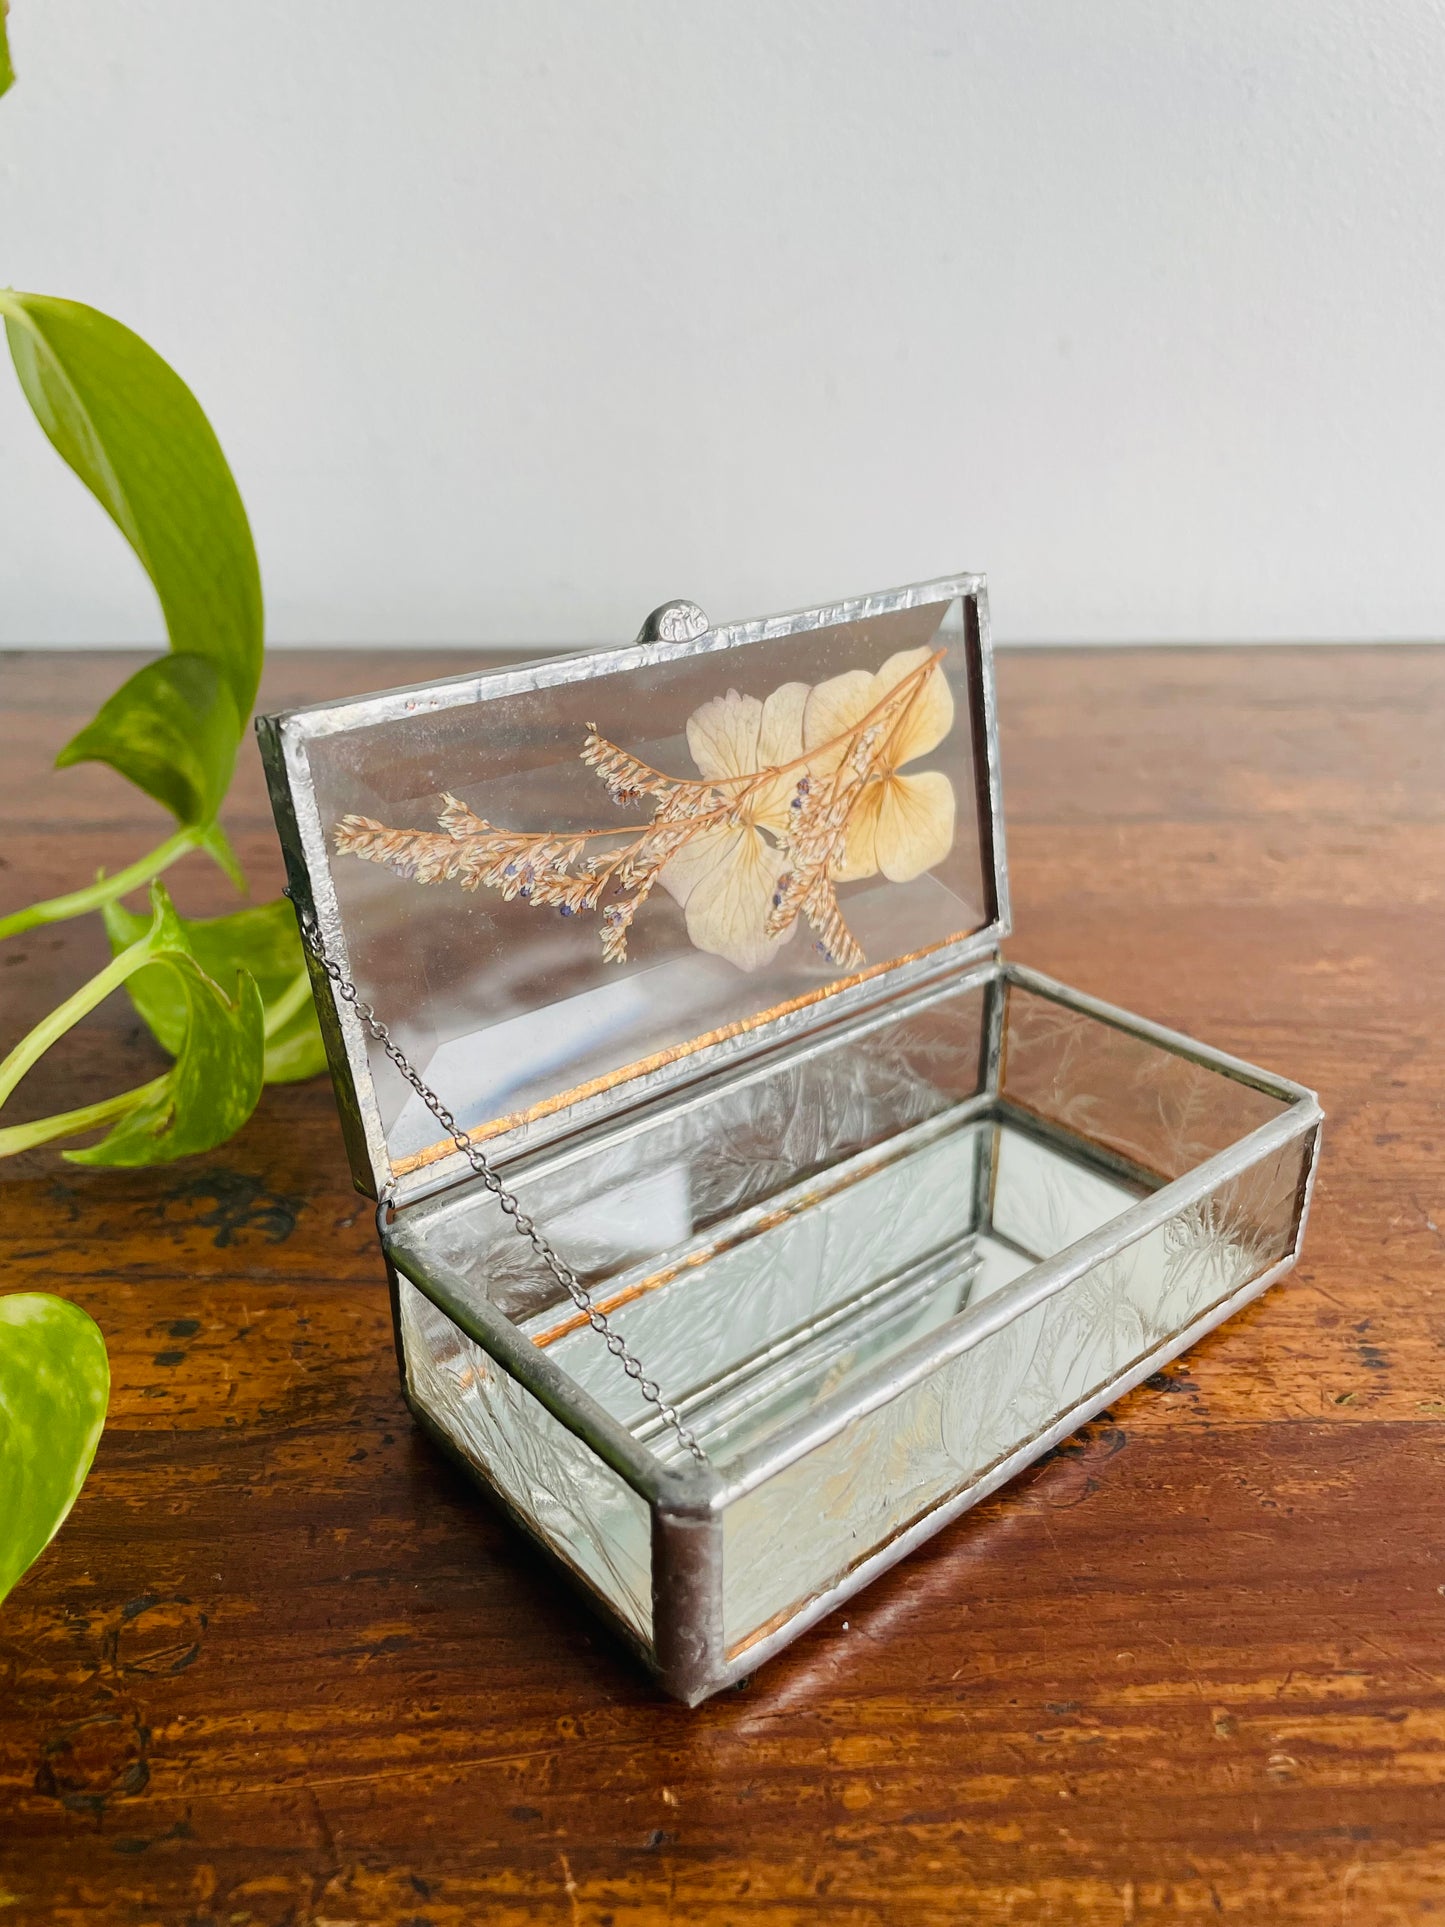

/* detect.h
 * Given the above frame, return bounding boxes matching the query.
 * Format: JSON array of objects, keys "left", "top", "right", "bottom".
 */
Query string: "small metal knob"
[{"left": 635, "top": 600, "right": 710, "bottom": 645}]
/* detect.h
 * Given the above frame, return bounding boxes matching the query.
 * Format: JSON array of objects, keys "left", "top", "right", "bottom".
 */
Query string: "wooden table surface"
[{"left": 2, "top": 644, "right": 1442, "bottom": 1926}]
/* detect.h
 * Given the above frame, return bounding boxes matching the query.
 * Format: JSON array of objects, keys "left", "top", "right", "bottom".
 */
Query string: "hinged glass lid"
[{"left": 259, "top": 573, "right": 1009, "bottom": 1201}]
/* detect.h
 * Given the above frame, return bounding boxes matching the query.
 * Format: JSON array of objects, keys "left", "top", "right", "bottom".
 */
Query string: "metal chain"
[{"left": 286, "top": 890, "right": 706, "bottom": 1463}]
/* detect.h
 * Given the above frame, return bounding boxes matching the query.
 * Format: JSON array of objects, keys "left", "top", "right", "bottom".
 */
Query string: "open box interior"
[{"left": 386, "top": 962, "right": 1318, "bottom": 1665}]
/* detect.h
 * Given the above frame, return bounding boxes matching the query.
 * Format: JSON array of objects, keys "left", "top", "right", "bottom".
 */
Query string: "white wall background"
[{"left": 0, "top": 0, "right": 1441, "bottom": 648}]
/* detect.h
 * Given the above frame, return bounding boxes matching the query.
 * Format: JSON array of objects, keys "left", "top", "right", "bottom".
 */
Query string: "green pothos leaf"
[
  {"left": 0, "top": 1293, "right": 109, "bottom": 1606},
  {"left": 0, "top": 294, "right": 262, "bottom": 715},
  {"left": 56, "top": 653, "right": 242, "bottom": 828},
  {"left": 68, "top": 883, "right": 266, "bottom": 1166},
  {"left": 0, "top": 4, "right": 15, "bottom": 101},
  {"left": 104, "top": 894, "right": 325, "bottom": 1085},
  {"left": 0, "top": 293, "right": 262, "bottom": 849}
]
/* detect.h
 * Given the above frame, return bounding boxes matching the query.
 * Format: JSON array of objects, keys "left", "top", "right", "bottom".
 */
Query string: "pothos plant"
[{"left": 0, "top": 9, "right": 321, "bottom": 1605}]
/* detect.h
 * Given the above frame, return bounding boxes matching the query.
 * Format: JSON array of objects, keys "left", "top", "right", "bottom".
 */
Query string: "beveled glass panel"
[{"left": 295, "top": 595, "right": 990, "bottom": 1174}]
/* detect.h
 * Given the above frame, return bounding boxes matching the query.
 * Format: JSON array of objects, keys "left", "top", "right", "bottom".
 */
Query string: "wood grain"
[{"left": 1, "top": 644, "right": 1442, "bottom": 1926}]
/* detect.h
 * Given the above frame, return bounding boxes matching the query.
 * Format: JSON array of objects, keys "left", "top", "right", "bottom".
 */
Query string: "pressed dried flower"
[
  {"left": 657, "top": 682, "right": 810, "bottom": 972},
  {"left": 800, "top": 647, "right": 956, "bottom": 885},
  {"left": 332, "top": 648, "right": 956, "bottom": 975}
]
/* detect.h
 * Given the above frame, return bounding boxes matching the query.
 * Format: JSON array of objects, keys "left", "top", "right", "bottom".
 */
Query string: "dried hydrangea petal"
[
  {"left": 686, "top": 689, "right": 765, "bottom": 785},
  {"left": 873, "top": 647, "right": 954, "bottom": 763},
  {"left": 657, "top": 824, "right": 736, "bottom": 909},
  {"left": 871, "top": 769, "right": 956, "bottom": 882},
  {"left": 686, "top": 681, "right": 810, "bottom": 833},
  {"left": 751, "top": 682, "right": 810, "bottom": 824},
  {"left": 801, "top": 670, "right": 875, "bottom": 776},
  {"left": 679, "top": 826, "right": 794, "bottom": 973}
]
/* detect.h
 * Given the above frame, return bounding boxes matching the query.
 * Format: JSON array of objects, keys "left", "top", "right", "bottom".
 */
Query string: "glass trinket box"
[{"left": 258, "top": 574, "right": 1322, "bottom": 1705}]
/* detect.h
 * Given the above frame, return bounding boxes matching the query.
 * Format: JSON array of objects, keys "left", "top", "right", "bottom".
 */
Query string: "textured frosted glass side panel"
[
  {"left": 722, "top": 1137, "right": 1308, "bottom": 1652},
  {"left": 396, "top": 1277, "right": 653, "bottom": 1644},
  {"left": 1002, "top": 983, "right": 1289, "bottom": 1181}
]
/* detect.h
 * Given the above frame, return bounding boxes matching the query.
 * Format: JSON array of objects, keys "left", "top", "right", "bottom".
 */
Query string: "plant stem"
[
  {"left": 0, "top": 827, "right": 197, "bottom": 941},
  {"left": 0, "top": 939, "right": 151, "bottom": 1108},
  {"left": 0, "top": 1077, "right": 165, "bottom": 1157},
  {"left": 262, "top": 965, "right": 313, "bottom": 1039}
]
